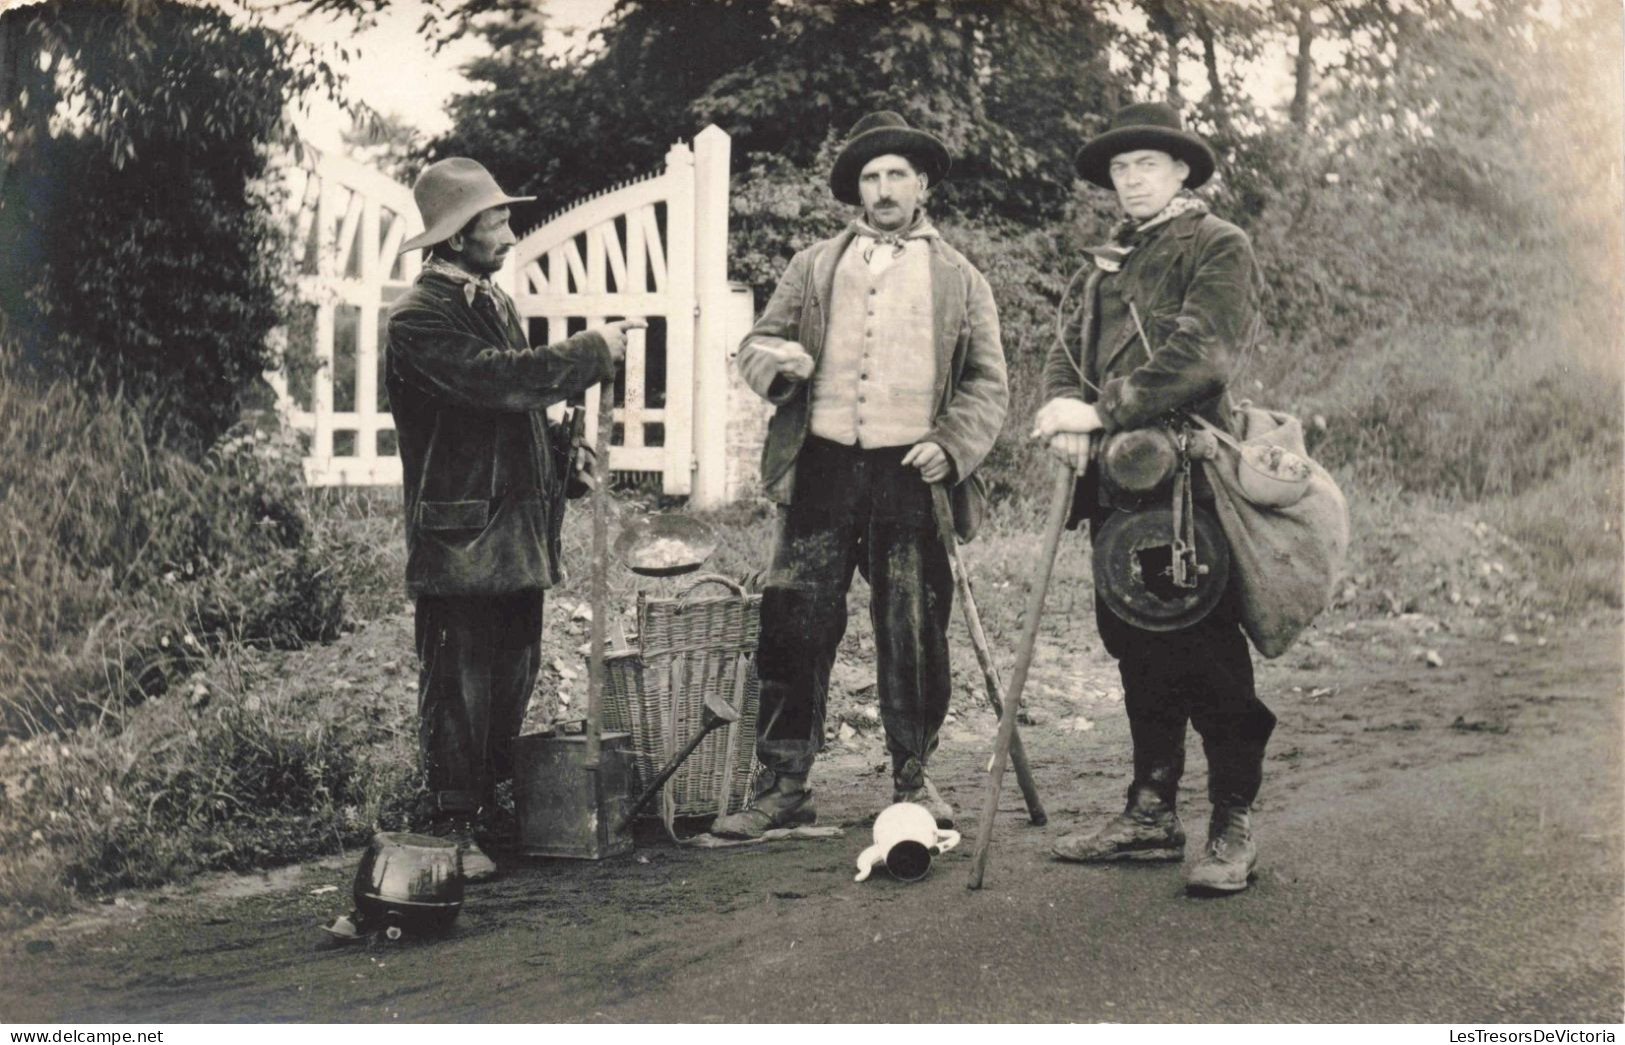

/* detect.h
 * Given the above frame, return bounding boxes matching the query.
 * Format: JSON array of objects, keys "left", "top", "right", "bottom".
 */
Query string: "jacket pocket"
[{"left": 420, "top": 499, "right": 490, "bottom": 532}]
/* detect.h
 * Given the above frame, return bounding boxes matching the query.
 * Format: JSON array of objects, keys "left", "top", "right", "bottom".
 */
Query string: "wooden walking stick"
[
  {"left": 586, "top": 379, "right": 615, "bottom": 774},
  {"left": 929, "top": 484, "right": 1046, "bottom": 826},
  {"left": 968, "top": 463, "right": 1075, "bottom": 889}
]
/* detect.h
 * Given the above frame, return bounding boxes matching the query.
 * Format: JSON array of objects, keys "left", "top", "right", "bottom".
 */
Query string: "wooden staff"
[
  {"left": 968, "top": 464, "right": 1075, "bottom": 890},
  {"left": 586, "top": 379, "right": 614, "bottom": 769},
  {"left": 928, "top": 484, "right": 1046, "bottom": 825}
]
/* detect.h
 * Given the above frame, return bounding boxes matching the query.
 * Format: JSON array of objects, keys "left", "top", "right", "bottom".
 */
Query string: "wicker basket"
[{"left": 599, "top": 574, "right": 762, "bottom": 830}]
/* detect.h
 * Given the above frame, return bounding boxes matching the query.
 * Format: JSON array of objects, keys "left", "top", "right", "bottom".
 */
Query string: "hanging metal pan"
[
  {"left": 613, "top": 512, "right": 719, "bottom": 577},
  {"left": 1093, "top": 506, "right": 1230, "bottom": 632}
]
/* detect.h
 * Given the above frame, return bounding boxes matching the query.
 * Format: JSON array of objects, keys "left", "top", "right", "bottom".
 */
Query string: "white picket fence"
[{"left": 268, "top": 126, "right": 758, "bottom": 506}]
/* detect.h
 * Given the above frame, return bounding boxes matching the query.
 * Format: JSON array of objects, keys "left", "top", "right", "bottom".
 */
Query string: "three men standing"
[
  {"left": 714, "top": 112, "right": 1010, "bottom": 837},
  {"left": 386, "top": 104, "right": 1268, "bottom": 897}
]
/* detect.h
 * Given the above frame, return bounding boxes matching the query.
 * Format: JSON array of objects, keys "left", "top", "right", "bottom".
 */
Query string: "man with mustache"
[
  {"left": 714, "top": 112, "right": 1009, "bottom": 837},
  {"left": 386, "top": 158, "right": 642, "bottom": 878}
]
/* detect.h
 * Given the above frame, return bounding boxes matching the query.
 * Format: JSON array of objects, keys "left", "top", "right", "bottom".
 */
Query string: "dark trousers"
[
  {"left": 755, "top": 438, "right": 954, "bottom": 779},
  {"left": 414, "top": 591, "right": 546, "bottom": 815},
  {"left": 1096, "top": 592, "right": 1275, "bottom": 808}
]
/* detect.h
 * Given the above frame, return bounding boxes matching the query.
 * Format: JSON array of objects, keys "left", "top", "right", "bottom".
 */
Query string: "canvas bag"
[{"left": 1198, "top": 405, "right": 1349, "bottom": 658}]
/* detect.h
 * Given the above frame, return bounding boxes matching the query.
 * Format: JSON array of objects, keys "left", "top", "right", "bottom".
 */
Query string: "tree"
[
  {"left": 428, "top": 0, "right": 1125, "bottom": 228},
  {"left": 424, "top": 0, "right": 782, "bottom": 226},
  {"left": 0, "top": 0, "right": 341, "bottom": 451}
]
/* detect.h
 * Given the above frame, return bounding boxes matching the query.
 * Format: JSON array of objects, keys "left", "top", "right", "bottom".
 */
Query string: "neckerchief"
[
  {"left": 851, "top": 211, "right": 938, "bottom": 264},
  {"left": 424, "top": 256, "right": 501, "bottom": 308},
  {"left": 1087, "top": 193, "right": 1208, "bottom": 273}
]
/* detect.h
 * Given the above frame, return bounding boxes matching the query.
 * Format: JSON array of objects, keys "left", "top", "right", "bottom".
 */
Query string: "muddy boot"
[
  {"left": 1052, "top": 785, "right": 1185, "bottom": 863},
  {"left": 1184, "top": 802, "right": 1257, "bottom": 894},
  {"left": 710, "top": 769, "right": 815, "bottom": 839},
  {"left": 892, "top": 757, "right": 954, "bottom": 828}
]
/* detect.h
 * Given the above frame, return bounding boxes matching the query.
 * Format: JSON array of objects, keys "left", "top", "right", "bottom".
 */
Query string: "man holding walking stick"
[
  {"left": 1032, "top": 103, "right": 1273, "bottom": 895},
  {"left": 714, "top": 111, "right": 1008, "bottom": 837}
]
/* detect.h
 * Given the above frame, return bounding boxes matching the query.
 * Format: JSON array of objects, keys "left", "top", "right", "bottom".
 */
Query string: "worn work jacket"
[
  {"left": 385, "top": 269, "right": 612, "bottom": 597},
  {"left": 1042, "top": 208, "right": 1261, "bottom": 434},
  {"left": 1042, "top": 208, "right": 1262, "bottom": 522},
  {"left": 737, "top": 228, "right": 1009, "bottom": 540}
]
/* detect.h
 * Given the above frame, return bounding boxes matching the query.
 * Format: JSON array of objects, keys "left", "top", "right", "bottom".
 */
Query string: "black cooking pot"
[{"left": 352, "top": 832, "right": 464, "bottom": 935}]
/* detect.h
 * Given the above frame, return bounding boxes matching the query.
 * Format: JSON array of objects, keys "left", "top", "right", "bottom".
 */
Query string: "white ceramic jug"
[{"left": 854, "top": 802, "right": 961, "bottom": 882}]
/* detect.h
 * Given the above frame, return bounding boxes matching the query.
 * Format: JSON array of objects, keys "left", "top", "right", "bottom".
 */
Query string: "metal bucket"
[{"left": 513, "top": 729, "right": 636, "bottom": 859}]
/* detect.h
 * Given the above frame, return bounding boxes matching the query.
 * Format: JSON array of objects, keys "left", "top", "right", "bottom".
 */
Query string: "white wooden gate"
[
  {"left": 268, "top": 148, "right": 419, "bottom": 485},
  {"left": 270, "top": 126, "right": 754, "bottom": 506}
]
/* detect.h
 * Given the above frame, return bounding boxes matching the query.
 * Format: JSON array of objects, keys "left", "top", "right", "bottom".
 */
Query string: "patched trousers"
[
  {"left": 754, "top": 438, "right": 955, "bottom": 780},
  {"left": 414, "top": 590, "right": 546, "bottom": 816}
]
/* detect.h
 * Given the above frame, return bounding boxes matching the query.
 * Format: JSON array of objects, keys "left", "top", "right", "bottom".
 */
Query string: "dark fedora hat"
[
  {"left": 1074, "top": 101, "right": 1216, "bottom": 190},
  {"left": 829, "top": 111, "right": 951, "bottom": 206}
]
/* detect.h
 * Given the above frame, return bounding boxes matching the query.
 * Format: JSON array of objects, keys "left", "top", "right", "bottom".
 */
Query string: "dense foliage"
[
  {"left": 0, "top": 0, "right": 342, "bottom": 452},
  {"left": 0, "top": 341, "right": 401, "bottom": 736},
  {"left": 0, "top": 1, "right": 396, "bottom": 736}
]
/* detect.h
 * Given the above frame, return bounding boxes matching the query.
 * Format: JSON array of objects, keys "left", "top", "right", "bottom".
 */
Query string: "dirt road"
[{"left": 5, "top": 619, "right": 1621, "bottom": 1023}]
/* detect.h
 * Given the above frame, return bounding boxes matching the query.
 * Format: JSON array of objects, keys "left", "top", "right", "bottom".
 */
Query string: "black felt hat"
[
  {"left": 829, "top": 111, "right": 951, "bottom": 206},
  {"left": 1073, "top": 101, "right": 1216, "bottom": 190}
]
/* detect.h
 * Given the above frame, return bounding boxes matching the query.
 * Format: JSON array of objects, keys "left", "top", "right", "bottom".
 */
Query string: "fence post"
[
  {"left": 311, "top": 168, "right": 337, "bottom": 474},
  {"left": 689, "top": 125, "right": 731, "bottom": 509},
  {"left": 661, "top": 140, "right": 696, "bottom": 496}
]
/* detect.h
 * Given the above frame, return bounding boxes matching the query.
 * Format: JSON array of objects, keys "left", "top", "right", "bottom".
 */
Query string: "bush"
[{"left": 0, "top": 347, "right": 366, "bottom": 736}]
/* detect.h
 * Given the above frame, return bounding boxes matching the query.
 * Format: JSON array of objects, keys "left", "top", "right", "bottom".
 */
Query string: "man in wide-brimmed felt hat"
[
  {"left": 714, "top": 111, "right": 1008, "bottom": 837},
  {"left": 1031, "top": 101, "right": 1274, "bottom": 895},
  {"left": 386, "top": 158, "right": 643, "bottom": 879}
]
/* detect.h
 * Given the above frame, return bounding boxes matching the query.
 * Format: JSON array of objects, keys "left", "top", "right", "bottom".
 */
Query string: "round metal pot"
[
  {"left": 1101, "top": 428, "right": 1181, "bottom": 504},
  {"left": 613, "top": 512, "right": 719, "bottom": 577},
  {"left": 1093, "top": 506, "right": 1230, "bottom": 632},
  {"left": 352, "top": 831, "right": 464, "bottom": 935}
]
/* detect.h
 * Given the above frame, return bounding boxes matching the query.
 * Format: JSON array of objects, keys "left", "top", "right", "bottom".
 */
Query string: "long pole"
[
  {"left": 928, "top": 485, "right": 1045, "bottom": 825},
  {"left": 586, "top": 379, "right": 614, "bottom": 769},
  {"left": 968, "top": 465, "right": 1075, "bottom": 889}
]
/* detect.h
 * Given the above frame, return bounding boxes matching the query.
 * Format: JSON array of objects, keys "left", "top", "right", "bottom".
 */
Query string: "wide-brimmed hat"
[
  {"left": 399, "top": 158, "right": 535, "bottom": 254},
  {"left": 829, "top": 111, "right": 951, "bottom": 206},
  {"left": 1073, "top": 101, "right": 1216, "bottom": 190}
]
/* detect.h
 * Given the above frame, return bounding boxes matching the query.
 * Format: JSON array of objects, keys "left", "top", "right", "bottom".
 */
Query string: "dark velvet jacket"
[
  {"left": 385, "top": 270, "right": 612, "bottom": 597},
  {"left": 1041, "top": 208, "right": 1261, "bottom": 435}
]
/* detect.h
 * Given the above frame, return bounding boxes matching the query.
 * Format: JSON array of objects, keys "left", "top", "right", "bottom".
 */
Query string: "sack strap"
[{"left": 1184, "top": 410, "right": 1245, "bottom": 455}]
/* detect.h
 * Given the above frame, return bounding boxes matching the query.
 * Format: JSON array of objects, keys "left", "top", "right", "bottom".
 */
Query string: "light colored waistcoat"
[{"left": 809, "top": 239, "right": 937, "bottom": 447}]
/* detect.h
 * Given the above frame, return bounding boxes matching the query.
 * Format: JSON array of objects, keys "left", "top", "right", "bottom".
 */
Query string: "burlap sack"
[{"left": 1200, "top": 406, "right": 1349, "bottom": 658}]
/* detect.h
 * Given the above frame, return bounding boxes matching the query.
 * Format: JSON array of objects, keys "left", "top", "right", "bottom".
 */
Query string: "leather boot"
[
  {"left": 1184, "top": 801, "right": 1257, "bottom": 894},
  {"left": 1052, "top": 784, "right": 1185, "bottom": 863},
  {"left": 891, "top": 756, "right": 953, "bottom": 828},
  {"left": 710, "top": 769, "right": 816, "bottom": 839}
]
